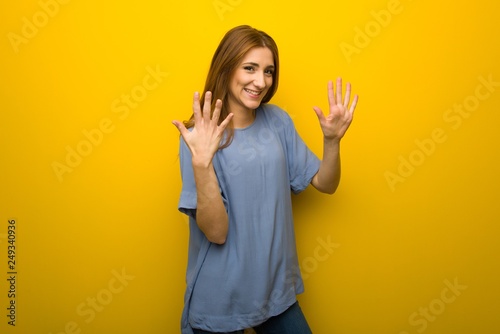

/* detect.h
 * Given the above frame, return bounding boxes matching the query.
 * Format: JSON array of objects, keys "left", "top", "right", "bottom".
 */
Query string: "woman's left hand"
[{"left": 313, "top": 78, "right": 359, "bottom": 142}]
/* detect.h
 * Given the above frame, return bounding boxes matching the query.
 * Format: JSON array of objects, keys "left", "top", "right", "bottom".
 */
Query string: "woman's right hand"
[{"left": 172, "top": 91, "right": 233, "bottom": 167}]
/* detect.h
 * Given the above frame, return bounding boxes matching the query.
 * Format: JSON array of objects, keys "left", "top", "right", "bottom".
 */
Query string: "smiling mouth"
[{"left": 244, "top": 88, "right": 262, "bottom": 96}]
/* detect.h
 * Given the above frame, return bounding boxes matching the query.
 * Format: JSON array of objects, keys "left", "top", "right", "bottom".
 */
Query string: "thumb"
[
  {"left": 172, "top": 120, "right": 188, "bottom": 137},
  {"left": 312, "top": 106, "right": 325, "bottom": 122}
]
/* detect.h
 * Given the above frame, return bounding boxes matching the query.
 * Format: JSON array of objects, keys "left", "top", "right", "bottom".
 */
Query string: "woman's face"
[{"left": 228, "top": 47, "right": 275, "bottom": 115}]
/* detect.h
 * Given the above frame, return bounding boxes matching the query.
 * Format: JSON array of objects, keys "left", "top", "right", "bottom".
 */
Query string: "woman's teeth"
[{"left": 245, "top": 89, "right": 261, "bottom": 95}]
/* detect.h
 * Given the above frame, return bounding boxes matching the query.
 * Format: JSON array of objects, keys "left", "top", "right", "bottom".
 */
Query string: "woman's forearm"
[
  {"left": 192, "top": 160, "right": 228, "bottom": 244},
  {"left": 312, "top": 138, "right": 342, "bottom": 194}
]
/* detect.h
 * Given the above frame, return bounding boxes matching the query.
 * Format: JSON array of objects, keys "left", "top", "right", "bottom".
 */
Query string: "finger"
[
  {"left": 327, "top": 80, "right": 335, "bottom": 107},
  {"left": 212, "top": 99, "right": 222, "bottom": 124},
  {"left": 336, "top": 77, "right": 343, "bottom": 106},
  {"left": 218, "top": 112, "right": 234, "bottom": 130},
  {"left": 203, "top": 91, "right": 212, "bottom": 120},
  {"left": 192, "top": 92, "right": 202, "bottom": 123},
  {"left": 312, "top": 106, "right": 326, "bottom": 123},
  {"left": 344, "top": 82, "right": 352, "bottom": 109},
  {"left": 349, "top": 94, "right": 359, "bottom": 115},
  {"left": 172, "top": 120, "right": 189, "bottom": 137}
]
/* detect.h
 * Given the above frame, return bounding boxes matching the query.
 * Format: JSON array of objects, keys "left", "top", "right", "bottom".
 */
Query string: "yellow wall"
[{"left": 1, "top": 0, "right": 499, "bottom": 333}]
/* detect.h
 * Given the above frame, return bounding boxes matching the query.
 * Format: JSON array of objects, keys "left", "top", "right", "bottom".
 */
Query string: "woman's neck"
[{"left": 231, "top": 108, "right": 256, "bottom": 129}]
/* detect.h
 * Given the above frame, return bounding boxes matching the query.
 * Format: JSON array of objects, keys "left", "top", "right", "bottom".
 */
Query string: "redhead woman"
[{"left": 172, "top": 25, "right": 358, "bottom": 334}]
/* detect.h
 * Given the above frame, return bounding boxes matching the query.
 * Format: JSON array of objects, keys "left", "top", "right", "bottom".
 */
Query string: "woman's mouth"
[{"left": 244, "top": 88, "right": 262, "bottom": 98}]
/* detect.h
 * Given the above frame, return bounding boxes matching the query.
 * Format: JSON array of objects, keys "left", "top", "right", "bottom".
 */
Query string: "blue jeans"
[{"left": 192, "top": 301, "right": 312, "bottom": 334}]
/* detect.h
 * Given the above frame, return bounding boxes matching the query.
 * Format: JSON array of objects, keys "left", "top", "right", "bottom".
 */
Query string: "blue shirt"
[{"left": 178, "top": 104, "right": 321, "bottom": 333}]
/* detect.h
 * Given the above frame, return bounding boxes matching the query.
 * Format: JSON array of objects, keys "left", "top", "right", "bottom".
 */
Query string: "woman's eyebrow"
[
  {"left": 242, "top": 62, "right": 275, "bottom": 69},
  {"left": 242, "top": 62, "right": 260, "bottom": 67}
]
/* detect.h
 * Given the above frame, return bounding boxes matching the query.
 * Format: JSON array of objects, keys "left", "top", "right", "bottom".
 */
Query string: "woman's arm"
[
  {"left": 173, "top": 92, "right": 233, "bottom": 244},
  {"left": 191, "top": 160, "right": 228, "bottom": 244},
  {"left": 311, "top": 78, "right": 358, "bottom": 194},
  {"left": 311, "top": 138, "right": 342, "bottom": 194}
]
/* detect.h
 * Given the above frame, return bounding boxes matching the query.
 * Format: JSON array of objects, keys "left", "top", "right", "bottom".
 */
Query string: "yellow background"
[{"left": 1, "top": 0, "right": 499, "bottom": 333}]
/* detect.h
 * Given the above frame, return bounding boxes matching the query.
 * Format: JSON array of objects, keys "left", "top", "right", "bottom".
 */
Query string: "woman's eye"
[
  {"left": 265, "top": 69, "right": 274, "bottom": 75},
  {"left": 244, "top": 66, "right": 254, "bottom": 71}
]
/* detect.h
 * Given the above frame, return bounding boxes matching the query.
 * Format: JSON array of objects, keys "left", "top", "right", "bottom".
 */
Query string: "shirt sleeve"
[
  {"left": 178, "top": 137, "right": 197, "bottom": 218},
  {"left": 282, "top": 110, "right": 321, "bottom": 194}
]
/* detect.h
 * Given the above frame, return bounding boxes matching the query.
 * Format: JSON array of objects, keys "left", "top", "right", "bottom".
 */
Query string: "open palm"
[
  {"left": 313, "top": 78, "right": 358, "bottom": 141},
  {"left": 172, "top": 91, "right": 233, "bottom": 164}
]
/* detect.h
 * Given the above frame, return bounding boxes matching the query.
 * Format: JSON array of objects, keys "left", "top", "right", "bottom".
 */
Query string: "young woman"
[{"left": 172, "top": 25, "right": 358, "bottom": 334}]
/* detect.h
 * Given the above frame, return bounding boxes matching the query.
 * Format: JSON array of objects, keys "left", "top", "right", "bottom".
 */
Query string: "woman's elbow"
[
  {"left": 319, "top": 185, "right": 338, "bottom": 195},
  {"left": 205, "top": 227, "right": 227, "bottom": 244},
  {"left": 198, "top": 219, "right": 228, "bottom": 245},
  {"left": 312, "top": 176, "right": 339, "bottom": 194},
  {"left": 209, "top": 235, "right": 227, "bottom": 245}
]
